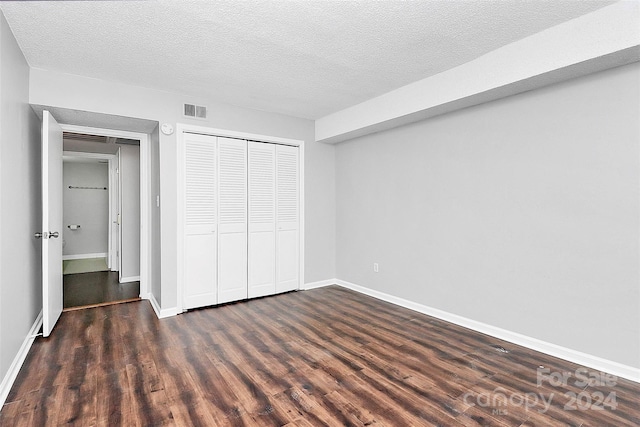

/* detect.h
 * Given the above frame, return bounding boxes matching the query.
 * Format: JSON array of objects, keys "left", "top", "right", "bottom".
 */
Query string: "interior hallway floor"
[{"left": 63, "top": 270, "right": 140, "bottom": 310}]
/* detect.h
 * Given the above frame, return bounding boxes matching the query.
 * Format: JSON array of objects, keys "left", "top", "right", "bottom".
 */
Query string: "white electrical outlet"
[{"left": 373, "top": 263, "right": 379, "bottom": 273}]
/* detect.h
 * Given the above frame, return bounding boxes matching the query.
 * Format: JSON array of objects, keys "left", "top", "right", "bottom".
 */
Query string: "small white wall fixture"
[
  {"left": 60, "top": 124, "right": 151, "bottom": 299},
  {"left": 176, "top": 123, "right": 304, "bottom": 313}
]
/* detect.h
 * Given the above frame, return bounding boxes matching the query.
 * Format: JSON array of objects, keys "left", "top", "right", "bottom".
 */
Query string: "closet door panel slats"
[
  {"left": 182, "top": 133, "right": 299, "bottom": 309},
  {"left": 248, "top": 142, "right": 276, "bottom": 298},
  {"left": 217, "top": 137, "right": 248, "bottom": 304},
  {"left": 183, "top": 133, "right": 217, "bottom": 308}
]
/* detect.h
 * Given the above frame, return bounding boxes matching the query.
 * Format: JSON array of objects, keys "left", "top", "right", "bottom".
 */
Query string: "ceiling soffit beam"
[{"left": 315, "top": 1, "right": 640, "bottom": 144}]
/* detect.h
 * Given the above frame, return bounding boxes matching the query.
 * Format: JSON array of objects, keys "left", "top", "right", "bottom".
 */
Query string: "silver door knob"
[
  {"left": 34, "top": 232, "right": 43, "bottom": 239},
  {"left": 49, "top": 231, "right": 59, "bottom": 238}
]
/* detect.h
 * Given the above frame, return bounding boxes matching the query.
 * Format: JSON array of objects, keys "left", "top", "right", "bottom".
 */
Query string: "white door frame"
[
  {"left": 112, "top": 149, "right": 121, "bottom": 273},
  {"left": 176, "top": 123, "right": 305, "bottom": 313},
  {"left": 61, "top": 151, "right": 118, "bottom": 270},
  {"left": 60, "top": 124, "right": 151, "bottom": 299}
]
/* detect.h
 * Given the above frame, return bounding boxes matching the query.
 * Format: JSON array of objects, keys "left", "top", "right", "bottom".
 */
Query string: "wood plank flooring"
[
  {"left": 63, "top": 271, "right": 140, "bottom": 310},
  {"left": 1, "top": 285, "right": 638, "bottom": 426}
]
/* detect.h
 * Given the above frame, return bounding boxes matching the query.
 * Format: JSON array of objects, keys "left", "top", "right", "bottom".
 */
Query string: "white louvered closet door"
[
  {"left": 217, "top": 137, "right": 248, "bottom": 304},
  {"left": 248, "top": 142, "right": 276, "bottom": 298},
  {"left": 183, "top": 133, "right": 217, "bottom": 309},
  {"left": 275, "top": 144, "right": 300, "bottom": 293}
]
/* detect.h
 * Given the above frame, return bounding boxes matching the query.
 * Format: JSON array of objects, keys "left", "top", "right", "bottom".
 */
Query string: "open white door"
[{"left": 42, "top": 111, "right": 64, "bottom": 337}]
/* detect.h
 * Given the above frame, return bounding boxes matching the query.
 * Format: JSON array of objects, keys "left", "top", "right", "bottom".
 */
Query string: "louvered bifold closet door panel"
[
  {"left": 275, "top": 144, "right": 300, "bottom": 293},
  {"left": 217, "top": 137, "right": 248, "bottom": 304},
  {"left": 184, "top": 133, "right": 217, "bottom": 309},
  {"left": 248, "top": 142, "right": 276, "bottom": 298}
]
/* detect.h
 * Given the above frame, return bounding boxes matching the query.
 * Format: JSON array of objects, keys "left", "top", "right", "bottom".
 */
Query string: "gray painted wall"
[
  {"left": 62, "top": 161, "right": 109, "bottom": 257},
  {"left": 336, "top": 62, "right": 640, "bottom": 368},
  {"left": 120, "top": 145, "right": 140, "bottom": 280},
  {"left": 0, "top": 11, "right": 42, "bottom": 383}
]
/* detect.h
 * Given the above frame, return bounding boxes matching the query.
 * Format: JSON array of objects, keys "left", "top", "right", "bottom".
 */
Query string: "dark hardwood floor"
[
  {"left": 63, "top": 271, "right": 140, "bottom": 310},
  {"left": 1, "top": 285, "right": 638, "bottom": 426}
]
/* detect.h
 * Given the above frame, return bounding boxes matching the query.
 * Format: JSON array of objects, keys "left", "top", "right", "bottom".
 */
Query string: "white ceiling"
[{"left": 0, "top": 0, "right": 618, "bottom": 120}]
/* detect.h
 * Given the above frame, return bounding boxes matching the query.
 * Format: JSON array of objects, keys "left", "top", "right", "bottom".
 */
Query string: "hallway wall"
[
  {"left": 62, "top": 161, "right": 109, "bottom": 258},
  {"left": 62, "top": 138, "right": 143, "bottom": 281}
]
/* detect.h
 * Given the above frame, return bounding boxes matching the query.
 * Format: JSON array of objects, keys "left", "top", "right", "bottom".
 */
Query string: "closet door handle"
[{"left": 49, "top": 231, "right": 59, "bottom": 238}]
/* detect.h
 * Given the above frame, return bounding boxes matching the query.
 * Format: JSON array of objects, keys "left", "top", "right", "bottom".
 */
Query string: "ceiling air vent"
[
  {"left": 184, "top": 103, "right": 207, "bottom": 120},
  {"left": 195, "top": 105, "right": 207, "bottom": 119}
]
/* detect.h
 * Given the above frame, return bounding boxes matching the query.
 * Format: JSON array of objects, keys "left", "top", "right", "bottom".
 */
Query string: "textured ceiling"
[{"left": 0, "top": 0, "right": 618, "bottom": 119}]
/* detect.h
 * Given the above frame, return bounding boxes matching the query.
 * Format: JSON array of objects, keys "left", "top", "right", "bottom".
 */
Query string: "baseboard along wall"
[
  {"left": 303, "top": 279, "right": 640, "bottom": 383},
  {"left": 62, "top": 252, "right": 107, "bottom": 261},
  {"left": 0, "top": 311, "right": 42, "bottom": 409},
  {"left": 145, "top": 293, "right": 182, "bottom": 319}
]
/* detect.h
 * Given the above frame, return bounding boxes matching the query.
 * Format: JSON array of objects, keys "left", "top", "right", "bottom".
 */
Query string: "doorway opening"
[
  {"left": 61, "top": 131, "right": 141, "bottom": 310},
  {"left": 37, "top": 106, "right": 156, "bottom": 336}
]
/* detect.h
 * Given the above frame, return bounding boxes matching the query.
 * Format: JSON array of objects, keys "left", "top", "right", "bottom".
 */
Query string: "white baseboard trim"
[
  {"left": 159, "top": 306, "right": 182, "bottom": 318},
  {"left": 334, "top": 279, "right": 640, "bottom": 383},
  {"left": 144, "top": 293, "right": 181, "bottom": 319},
  {"left": 0, "top": 310, "right": 43, "bottom": 409},
  {"left": 119, "top": 275, "right": 140, "bottom": 284},
  {"left": 62, "top": 252, "right": 107, "bottom": 261},
  {"left": 145, "top": 292, "right": 161, "bottom": 318},
  {"left": 302, "top": 279, "right": 337, "bottom": 290}
]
